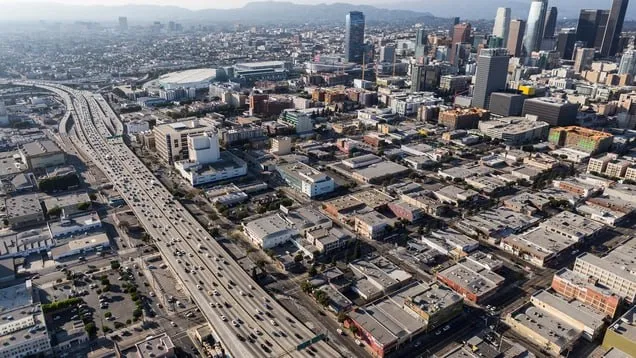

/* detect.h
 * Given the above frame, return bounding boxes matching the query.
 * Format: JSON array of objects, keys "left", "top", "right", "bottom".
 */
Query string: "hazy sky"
[{"left": 0, "top": 0, "right": 378, "bottom": 9}]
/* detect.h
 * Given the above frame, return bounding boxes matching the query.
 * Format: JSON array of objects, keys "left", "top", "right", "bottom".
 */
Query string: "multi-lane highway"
[{"left": 19, "top": 81, "right": 341, "bottom": 358}]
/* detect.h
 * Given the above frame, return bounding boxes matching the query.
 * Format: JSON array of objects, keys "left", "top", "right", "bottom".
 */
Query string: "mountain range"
[{"left": 1, "top": 0, "right": 635, "bottom": 23}]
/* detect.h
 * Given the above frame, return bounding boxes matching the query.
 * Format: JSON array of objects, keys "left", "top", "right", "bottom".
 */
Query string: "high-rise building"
[
  {"left": 574, "top": 47, "right": 596, "bottom": 73},
  {"left": 415, "top": 28, "right": 428, "bottom": 60},
  {"left": 601, "top": 0, "right": 630, "bottom": 56},
  {"left": 543, "top": 6, "right": 558, "bottom": 39},
  {"left": 118, "top": 16, "right": 128, "bottom": 32},
  {"left": 576, "top": 9, "right": 611, "bottom": 49},
  {"left": 523, "top": 0, "right": 548, "bottom": 55},
  {"left": 472, "top": 48, "right": 510, "bottom": 109},
  {"left": 507, "top": 19, "right": 526, "bottom": 57},
  {"left": 493, "top": 7, "right": 511, "bottom": 44},
  {"left": 618, "top": 48, "right": 636, "bottom": 76},
  {"left": 556, "top": 29, "right": 577, "bottom": 59},
  {"left": 450, "top": 17, "right": 460, "bottom": 37},
  {"left": 380, "top": 45, "right": 396, "bottom": 63},
  {"left": 453, "top": 23, "right": 472, "bottom": 44},
  {"left": 411, "top": 64, "right": 441, "bottom": 92},
  {"left": 345, "top": 11, "right": 365, "bottom": 64}
]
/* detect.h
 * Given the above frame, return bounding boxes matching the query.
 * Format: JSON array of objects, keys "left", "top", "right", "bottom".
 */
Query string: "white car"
[{"left": 220, "top": 315, "right": 227, "bottom": 322}]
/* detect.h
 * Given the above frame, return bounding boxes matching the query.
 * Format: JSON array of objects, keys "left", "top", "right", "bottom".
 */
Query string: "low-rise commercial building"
[
  {"left": 349, "top": 255, "right": 413, "bottom": 301},
  {"left": 242, "top": 213, "right": 297, "bottom": 249},
  {"left": 531, "top": 289, "right": 606, "bottom": 341},
  {"left": 551, "top": 268, "right": 621, "bottom": 318},
  {"left": 504, "top": 304, "right": 581, "bottom": 356},
  {"left": 0, "top": 281, "right": 51, "bottom": 358},
  {"left": 602, "top": 305, "right": 636, "bottom": 356},
  {"left": 5, "top": 193, "right": 44, "bottom": 229},
  {"left": 573, "top": 238, "right": 636, "bottom": 303},
  {"left": 50, "top": 232, "right": 110, "bottom": 260},
  {"left": 135, "top": 332, "right": 175, "bottom": 358},
  {"left": 354, "top": 211, "right": 394, "bottom": 240},
  {"left": 41, "top": 191, "right": 91, "bottom": 217},
  {"left": 19, "top": 140, "right": 65, "bottom": 170},
  {"left": 435, "top": 259, "right": 504, "bottom": 303},
  {"left": 402, "top": 282, "right": 463, "bottom": 331},
  {"left": 276, "top": 162, "right": 334, "bottom": 198}
]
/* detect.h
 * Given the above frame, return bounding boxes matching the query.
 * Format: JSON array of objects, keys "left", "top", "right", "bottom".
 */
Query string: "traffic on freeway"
[{"left": 20, "top": 81, "right": 340, "bottom": 358}]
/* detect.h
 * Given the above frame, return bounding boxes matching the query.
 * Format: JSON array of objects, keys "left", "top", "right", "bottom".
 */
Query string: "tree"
[
  {"left": 337, "top": 311, "right": 348, "bottom": 323},
  {"left": 104, "top": 311, "right": 112, "bottom": 318},
  {"left": 308, "top": 265, "right": 317, "bottom": 277},
  {"left": 85, "top": 322, "right": 97, "bottom": 337},
  {"left": 89, "top": 193, "right": 97, "bottom": 201},
  {"left": 48, "top": 206, "right": 62, "bottom": 217},
  {"left": 314, "top": 289, "right": 329, "bottom": 307},
  {"left": 294, "top": 253, "right": 304, "bottom": 263},
  {"left": 77, "top": 202, "right": 91, "bottom": 211},
  {"left": 110, "top": 260, "right": 120, "bottom": 270},
  {"left": 300, "top": 281, "right": 313, "bottom": 293}
]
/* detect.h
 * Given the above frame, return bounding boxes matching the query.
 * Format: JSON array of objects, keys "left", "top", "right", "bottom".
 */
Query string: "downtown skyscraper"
[
  {"left": 523, "top": 0, "right": 548, "bottom": 55},
  {"left": 493, "top": 7, "right": 511, "bottom": 44},
  {"left": 472, "top": 48, "right": 510, "bottom": 109},
  {"left": 344, "top": 11, "right": 365, "bottom": 64},
  {"left": 601, "top": 0, "right": 630, "bottom": 56},
  {"left": 507, "top": 19, "right": 526, "bottom": 57}
]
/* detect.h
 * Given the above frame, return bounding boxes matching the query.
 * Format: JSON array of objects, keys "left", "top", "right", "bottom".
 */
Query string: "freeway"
[{"left": 20, "top": 81, "right": 340, "bottom": 358}]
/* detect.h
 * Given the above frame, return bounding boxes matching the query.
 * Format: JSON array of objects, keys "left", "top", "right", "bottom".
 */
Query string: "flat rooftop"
[
  {"left": 20, "top": 139, "right": 62, "bottom": 157},
  {"left": 349, "top": 255, "right": 412, "bottom": 291},
  {"left": 398, "top": 281, "right": 463, "bottom": 314},
  {"left": 350, "top": 189, "right": 395, "bottom": 208},
  {"left": 532, "top": 290, "right": 605, "bottom": 330},
  {"left": 353, "top": 161, "right": 409, "bottom": 181},
  {"left": 554, "top": 268, "right": 614, "bottom": 296},
  {"left": 5, "top": 193, "right": 42, "bottom": 219},
  {"left": 135, "top": 332, "right": 175, "bottom": 358},
  {"left": 158, "top": 68, "right": 217, "bottom": 84},
  {"left": 509, "top": 304, "right": 580, "bottom": 347},
  {"left": 41, "top": 191, "right": 90, "bottom": 211},
  {"left": 244, "top": 213, "right": 295, "bottom": 239},
  {"left": 0, "top": 280, "right": 33, "bottom": 313},
  {"left": 437, "top": 260, "right": 504, "bottom": 297}
]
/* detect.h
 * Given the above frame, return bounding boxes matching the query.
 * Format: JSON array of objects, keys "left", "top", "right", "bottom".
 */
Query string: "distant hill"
[
  {"left": 0, "top": 1, "right": 437, "bottom": 24},
  {"left": 384, "top": 0, "right": 636, "bottom": 21}
]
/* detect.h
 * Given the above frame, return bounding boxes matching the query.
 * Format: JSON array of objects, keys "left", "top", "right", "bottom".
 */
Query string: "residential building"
[
  {"left": 548, "top": 126, "right": 614, "bottom": 154},
  {"left": 345, "top": 11, "right": 365, "bottom": 64},
  {"left": 279, "top": 109, "right": 313, "bottom": 133},
  {"left": 276, "top": 162, "right": 334, "bottom": 198},
  {"left": 574, "top": 48, "right": 596, "bottom": 73},
  {"left": 438, "top": 108, "right": 490, "bottom": 130}
]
